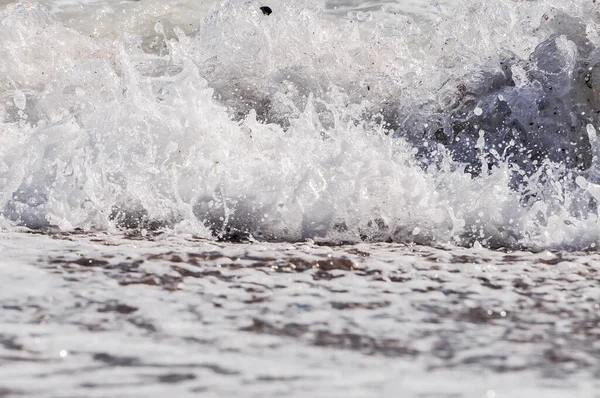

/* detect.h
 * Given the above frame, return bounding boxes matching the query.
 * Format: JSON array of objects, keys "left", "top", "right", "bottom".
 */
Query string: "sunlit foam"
[{"left": 2, "top": 0, "right": 600, "bottom": 250}]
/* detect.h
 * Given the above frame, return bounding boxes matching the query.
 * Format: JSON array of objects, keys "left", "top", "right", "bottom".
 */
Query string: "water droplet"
[
  {"left": 59, "top": 350, "right": 68, "bottom": 358},
  {"left": 476, "top": 130, "right": 485, "bottom": 149},
  {"left": 474, "top": 107, "right": 483, "bottom": 116},
  {"left": 587, "top": 124, "right": 597, "bottom": 140},
  {"left": 576, "top": 176, "right": 588, "bottom": 189}
]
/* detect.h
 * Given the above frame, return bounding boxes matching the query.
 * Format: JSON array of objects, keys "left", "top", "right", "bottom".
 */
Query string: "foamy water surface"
[{"left": 2, "top": 232, "right": 600, "bottom": 397}]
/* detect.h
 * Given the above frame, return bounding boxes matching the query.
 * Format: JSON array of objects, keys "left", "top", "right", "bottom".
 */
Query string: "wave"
[{"left": 2, "top": 0, "right": 600, "bottom": 250}]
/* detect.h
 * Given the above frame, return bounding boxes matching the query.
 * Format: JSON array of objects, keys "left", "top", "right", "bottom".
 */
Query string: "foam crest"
[{"left": 2, "top": 0, "right": 600, "bottom": 249}]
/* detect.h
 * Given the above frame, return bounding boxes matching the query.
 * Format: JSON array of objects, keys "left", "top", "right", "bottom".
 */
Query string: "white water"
[{"left": 3, "top": 0, "right": 600, "bottom": 249}]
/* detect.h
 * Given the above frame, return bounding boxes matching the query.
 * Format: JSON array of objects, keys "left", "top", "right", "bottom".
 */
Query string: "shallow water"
[
  {"left": 1, "top": 232, "right": 600, "bottom": 397},
  {"left": 2, "top": 0, "right": 600, "bottom": 396}
]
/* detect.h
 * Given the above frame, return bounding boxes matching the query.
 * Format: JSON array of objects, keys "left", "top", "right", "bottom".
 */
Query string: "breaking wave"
[{"left": 3, "top": 0, "right": 600, "bottom": 250}]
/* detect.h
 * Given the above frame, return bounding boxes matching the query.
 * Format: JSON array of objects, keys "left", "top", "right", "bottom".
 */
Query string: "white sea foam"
[{"left": 2, "top": 0, "right": 600, "bottom": 249}]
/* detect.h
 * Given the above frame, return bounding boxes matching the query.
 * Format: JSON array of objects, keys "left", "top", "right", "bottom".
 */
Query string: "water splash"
[{"left": 2, "top": 0, "right": 600, "bottom": 249}]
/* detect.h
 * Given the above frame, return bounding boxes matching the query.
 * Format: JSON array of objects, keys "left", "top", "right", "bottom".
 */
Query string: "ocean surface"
[{"left": 1, "top": 0, "right": 600, "bottom": 396}]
